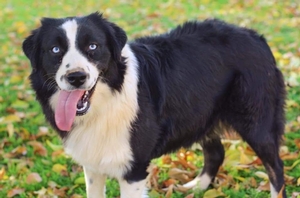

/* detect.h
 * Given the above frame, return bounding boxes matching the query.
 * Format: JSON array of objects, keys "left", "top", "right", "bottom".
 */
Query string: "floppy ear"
[
  {"left": 88, "top": 12, "right": 127, "bottom": 61},
  {"left": 22, "top": 29, "right": 40, "bottom": 70},
  {"left": 106, "top": 21, "right": 127, "bottom": 60}
]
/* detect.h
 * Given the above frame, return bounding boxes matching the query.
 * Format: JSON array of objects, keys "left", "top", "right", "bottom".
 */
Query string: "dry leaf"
[
  {"left": 28, "top": 141, "right": 47, "bottom": 156},
  {"left": 257, "top": 181, "right": 270, "bottom": 191},
  {"left": 7, "top": 123, "right": 14, "bottom": 137},
  {"left": 26, "top": 172, "right": 42, "bottom": 184},
  {"left": 163, "top": 178, "right": 177, "bottom": 187},
  {"left": 165, "top": 184, "right": 174, "bottom": 198},
  {"left": 0, "top": 167, "right": 6, "bottom": 180},
  {"left": 7, "top": 188, "right": 24, "bottom": 197},
  {"left": 255, "top": 171, "right": 269, "bottom": 180},
  {"left": 185, "top": 193, "right": 194, "bottom": 198},
  {"left": 8, "top": 146, "right": 27, "bottom": 158},
  {"left": 168, "top": 168, "right": 192, "bottom": 183},
  {"left": 53, "top": 187, "right": 68, "bottom": 197},
  {"left": 203, "top": 189, "right": 225, "bottom": 198},
  {"left": 52, "top": 164, "right": 67, "bottom": 173},
  {"left": 292, "top": 192, "right": 300, "bottom": 198}
]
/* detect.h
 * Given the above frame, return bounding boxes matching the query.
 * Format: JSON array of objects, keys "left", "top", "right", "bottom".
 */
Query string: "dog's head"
[{"left": 23, "top": 12, "right": 127, "bottom": 132}]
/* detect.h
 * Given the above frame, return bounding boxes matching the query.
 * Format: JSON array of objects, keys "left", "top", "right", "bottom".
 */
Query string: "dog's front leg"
[
  {"left": 84, "top": 167, "right": 106, "bottom": 198},
  {"left": 119, "top": 178, "right": 148, "bottom": 198},
  {"left": 119, "top": 162, "right": 150, "bottom": 198}
]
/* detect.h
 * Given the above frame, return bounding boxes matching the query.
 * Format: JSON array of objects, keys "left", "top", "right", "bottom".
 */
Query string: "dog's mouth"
[
  {"left": 76, "top": 84, "right": 96, "bottom": 116},
  {"left": 54, "top": 83, "right": 97, "bottom": 132}
]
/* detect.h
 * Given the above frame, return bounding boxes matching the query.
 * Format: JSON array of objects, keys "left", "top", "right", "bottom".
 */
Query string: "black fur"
[{"left": 23, "top": 13, "right": 286, "bottom": 197}]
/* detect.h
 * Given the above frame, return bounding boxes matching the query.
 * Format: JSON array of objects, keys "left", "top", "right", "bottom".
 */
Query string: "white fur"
[
  {"left": 270, "top": 183, "right": 278, "bottom": 198},
  {"left": 119, "top": 179, "right": 148, "bottom": 198},
  {"left": 183, "top": 173, "right": 211, "bottom": 190},
  {"left": 50, "top": 44, "right": 140, "bottom": 197},
  {"left": 57, "top": 20, "right": 99, "bottom": 90},
  {"left": 84, "top": 167, "right": 106, "bottom": 198}
]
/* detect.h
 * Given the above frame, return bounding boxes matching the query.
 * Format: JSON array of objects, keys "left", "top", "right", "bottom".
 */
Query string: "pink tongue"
[{"left": 55, "top": 90, "right": 85, "bottom": 131}]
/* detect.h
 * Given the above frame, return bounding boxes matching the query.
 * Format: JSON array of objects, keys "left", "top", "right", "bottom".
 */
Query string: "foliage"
[{"left": 0, "top": 0, "right": 299, "bottom": 197}]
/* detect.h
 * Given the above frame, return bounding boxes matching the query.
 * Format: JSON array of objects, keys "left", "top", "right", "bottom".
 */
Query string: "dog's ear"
[
  {"left": 88, "top": 12, "right": 127, "bottom": 61},
  {"left": 22, "top": 28, "right": 40, "bottom": 71}
]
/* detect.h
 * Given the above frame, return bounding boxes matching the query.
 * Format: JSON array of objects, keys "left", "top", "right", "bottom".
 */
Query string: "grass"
[{"left": 0, "top": 0, "right": 299, "bottom": 197}]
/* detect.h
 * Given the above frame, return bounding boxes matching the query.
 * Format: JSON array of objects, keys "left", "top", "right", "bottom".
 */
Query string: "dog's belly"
[{"left": 63, "top": 117, "right": 134, "bottom": 179}]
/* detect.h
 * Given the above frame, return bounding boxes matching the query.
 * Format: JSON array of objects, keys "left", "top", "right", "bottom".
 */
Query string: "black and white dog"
[{"left": 23, "top": 12, "right": 286, "bottom": 198}]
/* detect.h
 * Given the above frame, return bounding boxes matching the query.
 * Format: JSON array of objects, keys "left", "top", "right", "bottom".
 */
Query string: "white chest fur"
[{"left": 51, "top": 44, "right": 139, "bottom": 179}]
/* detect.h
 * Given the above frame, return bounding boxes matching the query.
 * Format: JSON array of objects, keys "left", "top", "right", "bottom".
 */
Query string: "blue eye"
[
  {"left": 89, "top": 44, "right": 97, "bottom": 50},
  {"left": 52, "top": 46, "right": 60, "bottom": 53}
]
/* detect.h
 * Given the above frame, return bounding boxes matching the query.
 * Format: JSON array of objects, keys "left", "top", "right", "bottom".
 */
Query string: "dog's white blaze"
[
  {"left": 270, "top": 183, "right": 278, "bottom": 198},
  {"left": 57, "top": 19, "right": 98, "bottom": 90},
  {"left": 183, "top": 173, "right": 211, "bottom": 190},
  {"left": 119, "top": 179, "right": 148, "bottom": 198},
  {"left": 60, "top": 44, "right": 139, "bottom": 180}
]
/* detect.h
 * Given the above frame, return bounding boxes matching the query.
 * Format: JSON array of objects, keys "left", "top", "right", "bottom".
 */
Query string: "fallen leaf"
[
  {"left": 292, "top": 192, "right": 300, "bottom": 198},
  {"left": 6, "top": 123, "right": 14, "bottom": 137},
  {"left": 33, "top": 187, "right": 47, "bottom": 197},
  {"left": 74, "top": 177, "right": 85, "bottom": 184},
  {"left": 1, "top": 114, "right": 21, "bottom": 124},
  {"left": 26, "top": 172, "right": 42, "bottom": 184},
  {"left": 7, "top": 188, "right": 24, "bottom": 197},
  {"left": 165, "top": 184, "right": 174, "bottom": 198},
  {"left": 255, "top": 171, "right": 269, "bottom": 180},
  {"left": 7, "top": 146, "right": 27, "bottom": 158},
  {"left": 168, "top": 168, "right": 193, "bottom": 183},
  {"left": 52, "top": 164, "right": 67, "bottom": 173},
  {"left": 11, "top": 100, "right": 29, "bottom": 109},
  {"left": 203, "top": 189, "right": 225, "bottom": 198},
  {"left": 53, "top": 187, "right": 68, "bottom": 197},
  {"left": 257, "top": 181, "right": 270, "bottom": 191},
  {"left": 28, "top": 141, "right": 47, "bottom": 156},
  {"left": 35, "top": 126, "right": 49, "bottom": 138},
  {"left": 185, "top": 193, "right": 194, "bottom": 198},
  {"left": 163, "top": 178, "right": 177, "bottom": 187},
  {"left": 284, "top": 159, "right": 300, "bottom": 171},
  {"left": 46, "top": 140, "right": 63, "bottom": 151},
  {"left": 0, "top": 167, "right": 6, "bottom": 180}
]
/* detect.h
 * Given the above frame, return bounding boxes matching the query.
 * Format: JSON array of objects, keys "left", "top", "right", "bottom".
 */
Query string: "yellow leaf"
[
  {"left": 203, "top": 189, "right": 225, "bottom": 198},
  {"left": 52, "top": 164, "right": 67, "bottom": 173},
  {"left": 46, "top": 140, "right": 63, "bottom": 151},
  {"left": 74, "top": 177, "right": 85, "bottom": 184},
  {"left": 0, "top": 167, "right": 6, "bottom": 180},
  {"left": 1, "top": 115, "right": 21, "bottom": 124},
  {"left": 7, "top": 123, "right": 14, "bottom": 137},
  {"left": 255, "top": 171, "right": 269, "bottom": 180},
  {"left": 239, "top": 150, "right": 252, "bottom": 164}
]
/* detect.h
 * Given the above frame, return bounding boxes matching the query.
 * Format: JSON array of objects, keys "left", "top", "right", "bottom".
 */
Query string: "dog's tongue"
[{"left": 55, "top": 90, "right": 85, "bottom": 131}]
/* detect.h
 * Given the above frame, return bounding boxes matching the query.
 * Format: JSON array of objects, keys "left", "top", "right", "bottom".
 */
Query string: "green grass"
[{"left": 0, "top": 0, "right": 299, "bottom": 197}]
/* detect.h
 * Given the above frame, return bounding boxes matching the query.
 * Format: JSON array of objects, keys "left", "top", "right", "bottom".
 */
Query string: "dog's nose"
[{"left": 66, "top": 71, "right": 87, "bottom": 87}]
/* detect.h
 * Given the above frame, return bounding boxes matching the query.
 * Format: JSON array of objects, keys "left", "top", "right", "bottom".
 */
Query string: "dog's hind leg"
[
  {"left": 183, "top": 132, "right": 224, "bottom": 190},
  {"left": 84, "top": 167, "right": 106, "bottom": 198},
  {"left": 239, "top": 127, "right": 286, "bottom": 198}
]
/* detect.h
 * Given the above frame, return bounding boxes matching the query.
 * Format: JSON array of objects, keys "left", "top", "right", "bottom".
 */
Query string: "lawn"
[{"left": 0, "top": 0, "right": 299, "bottom": 197}]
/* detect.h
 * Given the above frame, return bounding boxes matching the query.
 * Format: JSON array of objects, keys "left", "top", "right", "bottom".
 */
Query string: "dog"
[{"left": 22, "top": 12, "right": 286, "bottom": 198}]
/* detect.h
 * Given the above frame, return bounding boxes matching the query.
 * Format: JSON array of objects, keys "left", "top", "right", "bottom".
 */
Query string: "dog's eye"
[
  {"left": 52, "top": 46, "right": 60, "bottom": 54},
  {"left": 88, "top": 44, "right": 97, "bottom": 51}
]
